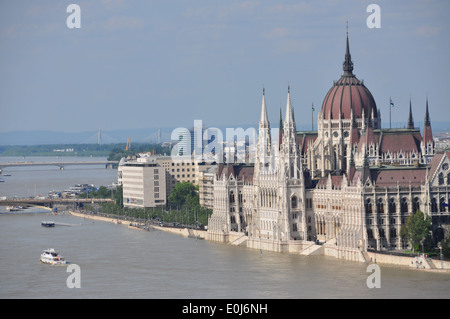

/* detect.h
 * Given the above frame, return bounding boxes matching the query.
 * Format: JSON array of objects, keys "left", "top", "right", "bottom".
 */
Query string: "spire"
[
  {"left": 423, "top": 96, "right": 433, "bottom": 145},
  {"left": 343, "top": 22, "right": 354, "bottom": 76},
  {"left": 259, "top": 87, "right": 269, "bottom": 128},
  {"left": 256, "top": 88, "right": 272, "bottom": 172},
  {"left": 278, "top": 106, "right": 283, "bottom": 149},
  {"left": 407, "top": 98, "right": 414, "bottom": 129},
  {"left": 424, "top": 96, "right": 431, "bottom": 127},
  {"left": 279, "top": 107, "right": 283, "bottom": 130},
  {"left": 284, "top": 85, "right": 295, "bottom": 128}
]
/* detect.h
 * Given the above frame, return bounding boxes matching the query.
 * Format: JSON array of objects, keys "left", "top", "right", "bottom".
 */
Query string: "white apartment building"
[
  {"left": 118, "top": 157, "right": 166, "bottom": 208},
  {"left": 118, "top": 154, "right": 217, "bottom": 208}
]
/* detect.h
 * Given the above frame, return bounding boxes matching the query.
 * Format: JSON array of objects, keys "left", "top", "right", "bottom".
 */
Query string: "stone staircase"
[
  {"left": 299, "top": 242, "right": 323, "bottom": 256},
  {"left": 229, "top": 234, "right": 248, "bottom": 246}
]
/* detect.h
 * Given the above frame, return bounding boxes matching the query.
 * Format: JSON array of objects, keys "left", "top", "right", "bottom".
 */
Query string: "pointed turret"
[
  {"left": 423, "top": 97, "right": 433, "bottom": 145},
  {"left": 255, "top": 88, "right": 272, "bottom": 173},
  {"left": 343, "top": 28, "right": 354, "bottom": 76},
  {"left": 279, "top": 85, "right": 300, "bottom": 179},
  {"left": 259, "top": 88, "right": 269, "bottom": 128},
  {"left": 284, "top": 85, "right": 296, "bottom": 129},
  {"left": 278, "top": 107, "right": 283, "bottom": 150},
  {"left": 407, "top": 99, "right": 414, "bottom": 129}
]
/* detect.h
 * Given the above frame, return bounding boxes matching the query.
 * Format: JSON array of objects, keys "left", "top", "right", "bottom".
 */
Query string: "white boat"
[{"left": 40, "top": 248, "right": 67, "bottom": 265}]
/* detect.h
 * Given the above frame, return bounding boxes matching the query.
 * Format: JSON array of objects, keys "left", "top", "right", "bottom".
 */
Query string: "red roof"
[
  {"left": 297, "top": 132, "right": 317, "bottom": 155},
  {"left": 322, "top": 75, "right": 378, "bottom": 121},
  {"left": 216, "top": 163, "right": 254, "bottom": 183},
  {"left": 379, "top": 130, "right": 422, "bottom": 154},
  {"left": 371, "top": 168, "right": 426, "bottom": 187}
]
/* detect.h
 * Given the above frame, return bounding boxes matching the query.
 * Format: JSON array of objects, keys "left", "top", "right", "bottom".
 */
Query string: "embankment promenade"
[
  {"left": 69, "top": 211, "right": 206, "bottom": 239},
  {"left": 68, "top": 211, "right": 450, "bottom": 273}
]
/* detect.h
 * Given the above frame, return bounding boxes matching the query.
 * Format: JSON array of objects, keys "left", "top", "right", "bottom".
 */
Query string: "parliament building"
[{"left": 205, "top": 33, "right": 449, "bottom": 261}]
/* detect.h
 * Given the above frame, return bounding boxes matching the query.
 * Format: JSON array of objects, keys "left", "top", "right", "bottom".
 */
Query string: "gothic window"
[
  {"left": 447, "top": 173, "right": 450, "bottom": 185},
  {"left": 431, "top": 198, "right": 438, "bottom": 213},
  {"left": 229, "top": 191, "right": 235, "bottom": 204},
  {"left": 401, "top": 198, "right": 408, "bottom": 213},
  {"left": 291, "top": 195, "right": 298, "bottom": 209},
  {"left": 440, "top": 197, "right": 446, "bottom": 212},
  {"left": 388, "top": 198, "right": 396, "bottom": 214},
  {"left": 377, "top": 198, "right": 384, "bottom": 214},
  {"left": 412, "top": 197, "right": 420, "bottom": 213},
  {"left": 365, "top": 198, "right": 372, "bottom": 214},
  {"left": 439, "top": 173, "right": 444, "bottom": 185},
  {"left": 390, "top": 228, "right": 397, "bottom": 238}
]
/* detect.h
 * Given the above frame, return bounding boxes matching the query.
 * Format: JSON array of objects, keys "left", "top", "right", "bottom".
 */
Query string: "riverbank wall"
[
  {"left": 69, "top": 211, "right": 449, "bottom": 272},
  {"left": 69, "top": 211, "right": 206, "bottom": 239}
]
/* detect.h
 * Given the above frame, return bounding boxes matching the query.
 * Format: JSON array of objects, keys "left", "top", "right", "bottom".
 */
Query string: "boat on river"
[
  {"left": 40, "top": 248, "right": 67, "bottom": 265},
  {"left": 41, "top": 221, "right": 55, "bottom": 227}
]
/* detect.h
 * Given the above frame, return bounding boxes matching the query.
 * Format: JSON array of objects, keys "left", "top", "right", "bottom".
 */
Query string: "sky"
[{"left": 0, "top": 0, "right": 449, "bottom": 136}]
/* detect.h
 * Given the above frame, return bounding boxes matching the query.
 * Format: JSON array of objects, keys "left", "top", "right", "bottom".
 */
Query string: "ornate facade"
[{"left": 206, "top": 34, "right": 449, "bottom": 261}]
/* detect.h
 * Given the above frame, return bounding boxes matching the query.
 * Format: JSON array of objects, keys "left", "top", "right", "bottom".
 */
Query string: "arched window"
[
  {"left": 389, "top": 198, "right": 396, "bottom": 214},
  {"left": 440, "top": 197, "right": 446, "bottom": 212},
  {"left": 412, "top": 197, "right": 420, "bottom": 213},
  {"left": 377, "top": 198, "right": 384, "bottom": 214},
  {"left": 365, "top": 198, "right": 372, "bottom": 214},
  {"left": 431, "top": 198, "right": 438, "bottom": 212},
  {"left": 291, "top": 195, "right": 298, "bottom": 209},
  {"left": 401, "top": 198, "right": 408, "bottom": 213},
  {"left": 439, "top": 173, "right": 445, "bottom": 185},
  {"left": 229, "top": 191, "right": 235, "bottom": 203}
]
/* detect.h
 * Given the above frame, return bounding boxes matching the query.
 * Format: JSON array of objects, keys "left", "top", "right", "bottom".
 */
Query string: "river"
[{"left": 0, "top": 157, "right": 449, "bottom": 299}]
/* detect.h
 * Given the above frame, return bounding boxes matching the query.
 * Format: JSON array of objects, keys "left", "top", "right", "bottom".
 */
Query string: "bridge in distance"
[
  {"left": 0, "top": 197, "right": 114, "bottom": 208},
  {"left": 0, "top": 160, "right": 119, "bottom": 170}
]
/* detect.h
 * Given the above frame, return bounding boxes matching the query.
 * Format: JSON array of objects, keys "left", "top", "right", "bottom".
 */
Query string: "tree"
[
  {"left": 441, "top": 235, "right": 450, "bottom": 258},
  {"left": 168, "top": 182, "right": 197, "bottom": 208},
  {"left": 114, "top": 184, "right": 123, "bottom": 207},
  {"left": 402, "top": 210, "right": 432, "bottom": 253}
]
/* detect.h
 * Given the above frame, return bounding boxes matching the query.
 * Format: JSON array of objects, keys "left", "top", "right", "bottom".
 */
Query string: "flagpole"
[
  {"left": 389, "top": 97, "right": 391, "bottom": 129},
  {"left": 311, "top": 102, "right": 314, "bottom": 131}
]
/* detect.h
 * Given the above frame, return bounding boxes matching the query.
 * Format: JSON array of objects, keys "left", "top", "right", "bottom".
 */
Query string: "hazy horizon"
[{"left": 1, "top": 1, "right": 449, "bottom": 136}]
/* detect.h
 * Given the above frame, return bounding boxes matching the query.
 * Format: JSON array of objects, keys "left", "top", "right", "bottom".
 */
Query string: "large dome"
[{"left": 321, "top": 34, "right": 378, "bottom": 122}]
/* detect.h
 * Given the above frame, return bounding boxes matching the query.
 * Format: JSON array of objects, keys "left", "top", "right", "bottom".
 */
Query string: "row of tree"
[{"left": 81, "top": 182, "right": 212, "bottom": 228}]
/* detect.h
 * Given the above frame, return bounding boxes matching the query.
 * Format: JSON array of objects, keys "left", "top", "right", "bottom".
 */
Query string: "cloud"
[
  {"left": 184, "top": 0, "right": 260, "bottom": 20},
  {"left": 266, "top": 2, "right": 314, "bottom": 14},
  {"left": 264, "top": 27, "right": 298, "bottom": 39},
  {"left": 102, "top": 16, "right": 145, "bottom": 31},
  {"left": 415, "top": 25, "right": 441, "bottom": 37}
]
